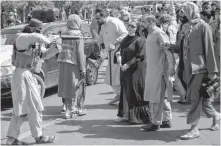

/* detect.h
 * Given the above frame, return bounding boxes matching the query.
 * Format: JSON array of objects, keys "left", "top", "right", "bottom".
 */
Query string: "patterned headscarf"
[
  {"left": 180, "top": 2, "right": 200, "bottom": 22},
  {"left": 66, "top": 14, "right": 82, "bottom": 30}
]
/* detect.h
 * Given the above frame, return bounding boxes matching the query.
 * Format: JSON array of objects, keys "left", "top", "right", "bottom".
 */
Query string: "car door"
[{"left": 42, "top": 24, "right": 65, "bottom": 88}]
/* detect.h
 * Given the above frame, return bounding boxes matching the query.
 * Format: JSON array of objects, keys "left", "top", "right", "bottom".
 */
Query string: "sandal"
[
  {"left": 180, "top": 130, "right": 200, "bottom": 140},
  {"left": 7, "top": 138, "right": 28, "bottom": 145},
  {"left": 35, "top": 135, "right": 55, "bottom": 144},
  {"left": 78, "top": 108, "right": 87, "bottom": 116},
  {"left": 210, "top": 114, "right": 221, "bottom": 131}
]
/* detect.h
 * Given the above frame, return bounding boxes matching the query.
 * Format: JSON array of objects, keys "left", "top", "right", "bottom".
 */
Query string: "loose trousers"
[
  {"left": 173, "top": 73, "right": 186, "bottom": 99},
  {"left": 7, "top": 112, "right": 42, "bottom": 139},
  {"left": 112, "top": 85, "right": 121, "bottom": 95},
  {"left": 186, "top": 74, "right": 217, "bottom": 125},
  {"left": 149, "top": 76, "right": 172, "bottom": 125},
  {"left": 63, "top": 82, "right": 86, "bottom": 111}
]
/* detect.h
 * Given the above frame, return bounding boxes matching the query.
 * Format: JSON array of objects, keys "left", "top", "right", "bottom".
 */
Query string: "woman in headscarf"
[
  {"left": 115, "top": 21, "right": 151, "bottom": 124},
  {"left": 110, "top": 9, "right": 119, "bottom": 18},
  {"left": 119, "top": 9, "right": 132, "bottom": 28},
  {"left": 58, "top": 14, "right": 86, "bottom": 119},
  {"left": 172, "top": 2, "right": 220, "bottom": 140},
  {"left": 6, "top": 18, "right": 58, "bottom": 145}
]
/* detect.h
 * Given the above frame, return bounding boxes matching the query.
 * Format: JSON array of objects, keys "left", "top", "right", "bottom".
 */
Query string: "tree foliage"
[{"left": 1, "top": 1, "right": 27, "bottom": 11}]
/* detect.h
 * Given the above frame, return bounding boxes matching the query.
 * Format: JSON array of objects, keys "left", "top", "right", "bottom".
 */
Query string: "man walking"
[
  {"left": 93, "top": 8, "right": 128, "bottom": 105},
  {"left": 140, "top": 15, "right": 175, "bottom": 131},
  {"left": 175, "top": 2, "right": 220, "bottom": 140}
]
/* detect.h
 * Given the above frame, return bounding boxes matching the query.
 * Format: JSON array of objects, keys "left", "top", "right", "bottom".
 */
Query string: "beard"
[
  {"left": 180, "top": 16, "right": 189, "bottom": 24},
  {"left": 97, "top": 21, "right": 105, "bottom": 25}
]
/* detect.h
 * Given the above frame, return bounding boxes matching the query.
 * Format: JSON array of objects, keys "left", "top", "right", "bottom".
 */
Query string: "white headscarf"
[
  {"left": 66, "top": 14, "right": 82, "bottom": 30},
  {"left": 180, "top": 2, "right": 200, "bottom": 22}
]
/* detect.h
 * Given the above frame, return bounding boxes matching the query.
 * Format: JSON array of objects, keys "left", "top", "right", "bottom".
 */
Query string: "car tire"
[
  {"left": 33, "top": 74, "right": 46, "bottom": 99},
  {"left": 86, "top": 59, "right": 98, "bottom": 85}
]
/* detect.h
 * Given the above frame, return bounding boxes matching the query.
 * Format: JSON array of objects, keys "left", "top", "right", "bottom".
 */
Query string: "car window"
[
  {"left": 43, "top": 23, "right": 66, "bottom": 36},
  {"left": 81, "top": 22, "right": 92, "bottom": 37},
  {"left": 131, "top": 7, "right": 142, "bottom": 15},
  {"left": 44, "top": 27, "right": 61, "bottom": 36}
]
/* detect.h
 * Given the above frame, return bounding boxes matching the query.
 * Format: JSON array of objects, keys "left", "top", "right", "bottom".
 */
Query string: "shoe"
[
  {"left": 115, "top": 116, "right": 128, "bottom": 122},
  {"left": 210, "top": 113, "right": 221, "bottom": 131},
  {"left": 64, "top": 110, "right": 71, "bottom": 119},
  {"left": 6, "top": 137, "right": 28, "bottom": 145},
  {"left": 160, "top": 120, "right": 172, "bottom": 128},
  {"left": 141, "top": 123, "right": 160, "bottom": 131},
  {"left": 61, "top": 104, "right": 66, "bottom": 113},
  {"left": 180, "top": 130, "right": 200, "bottom": 140},
  {"left": 78, "top": 108, "right": 87, "bottom": 116},
  {"left": 140, "top": 122, "right": 152, "bottom": 130},
  {"left": 35, "top": 135, "right": 55, "bottom": 144}
]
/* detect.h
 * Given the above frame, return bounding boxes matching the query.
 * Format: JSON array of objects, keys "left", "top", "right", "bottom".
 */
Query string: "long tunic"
[
  {"left": 144, "top": 27, "right": 172, "bottom": 103},
  {"left": 11, "top": 33, "right": 58, "bottom": 116},
  {"left": 117, "top": 36, "right": 150, "bottom": 124},
  {"left": 98, "top": 17, "right": 128, "bottom": 86},
  {"left": 58, "top": 29, "right": 86, "bottom": 99}
]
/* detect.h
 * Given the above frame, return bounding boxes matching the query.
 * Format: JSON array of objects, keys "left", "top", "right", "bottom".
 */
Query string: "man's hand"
[
  {"left": 161, "top": 43, "right": 171, "bottom": 50},
  {"left": 108, "top": 43, "right": 115, "bottom": 51},
  {"left": 208, "top": 73, "right": 217, "bottom": 80},
  {"left": 117, "top": 60, "right": 122, "bottom": 66},
  {"left": 121, "top": 64, "right": 129, "bottom": 71},
  {"left": 167, "top": 67, "right": 176, "bottom": 76}
]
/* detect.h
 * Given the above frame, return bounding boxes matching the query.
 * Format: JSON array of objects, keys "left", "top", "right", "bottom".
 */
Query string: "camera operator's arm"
[
  {"left": 41, "top": 37, "right": 61, "bottom": 59},
  {"left": 33, "top": 33, "right": 61, "bottom": 59}
]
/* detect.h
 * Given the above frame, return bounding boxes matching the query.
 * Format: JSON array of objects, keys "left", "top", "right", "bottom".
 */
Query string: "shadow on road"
[
  {"left": 99, "top": 92, "right": 115, "bottom": 95},
  {"left": 84, "top": 104, "right": 117, "bottom": 110},
  {"left": 1, "top": 99, "right": 13, "bottom": 111},
  {"left": 55, "top": 119, "right": 188, "bottom": 143},
  {"left": 1, "top": 86, "right": 58, "bottom": 112},
  {"left": 44, "top": 86, "right": 58, "bottom": 98}
]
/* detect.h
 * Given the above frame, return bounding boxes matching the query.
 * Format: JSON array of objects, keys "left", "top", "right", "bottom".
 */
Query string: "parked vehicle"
[
  {"left": 31, "top": 8, "right": 60, "bottom": 23},
  {"left": 1, "top": 21, "right": 101, "bottom": 99}
]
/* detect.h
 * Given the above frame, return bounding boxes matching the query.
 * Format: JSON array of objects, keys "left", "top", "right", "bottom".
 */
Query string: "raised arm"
[{"left": 158, "top": 31, "right": 176, "bottom": 75}]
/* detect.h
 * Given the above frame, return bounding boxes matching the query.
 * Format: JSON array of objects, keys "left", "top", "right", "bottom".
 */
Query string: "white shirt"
[{"left": 99, "top": 17, "right": 128, "bottom": 47}]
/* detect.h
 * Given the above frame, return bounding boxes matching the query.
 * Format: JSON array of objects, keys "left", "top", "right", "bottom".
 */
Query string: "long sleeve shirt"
[{"left": 98, "top": 17, "right": 128, "bottom": 48}]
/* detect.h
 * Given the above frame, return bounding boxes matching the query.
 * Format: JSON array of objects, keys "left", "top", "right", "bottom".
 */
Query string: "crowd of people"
[
  {"left": 1, "top": 8, "right": 22, "bottom": 28},
  {"left": 90, "top": 0, "right": 221, "bottom": 140},
  {"left": 5, "top": 0, "right": 220, "bottom": 145}
]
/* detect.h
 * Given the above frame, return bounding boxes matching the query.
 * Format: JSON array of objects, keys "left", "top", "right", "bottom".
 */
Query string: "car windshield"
[
  {"left": 1, "top": 32, "right": 17, "bottom": 45},
  {"left": 130, "top": 7, "right": 142, "bottom": 15}
]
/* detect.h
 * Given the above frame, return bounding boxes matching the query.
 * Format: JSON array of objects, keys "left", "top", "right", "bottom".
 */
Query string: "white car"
[{"left": 1, "top": 21, "right": 101, "bottom": 99}]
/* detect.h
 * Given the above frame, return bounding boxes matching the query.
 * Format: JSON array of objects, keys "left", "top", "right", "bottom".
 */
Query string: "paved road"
[{"left": 1, "top": 60, "right": 220, "bottom": 145}]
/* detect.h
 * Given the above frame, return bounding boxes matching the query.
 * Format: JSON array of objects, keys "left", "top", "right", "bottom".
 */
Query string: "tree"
[{"left": 1, "top": 1, "right": 55, "bottom": 22}]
